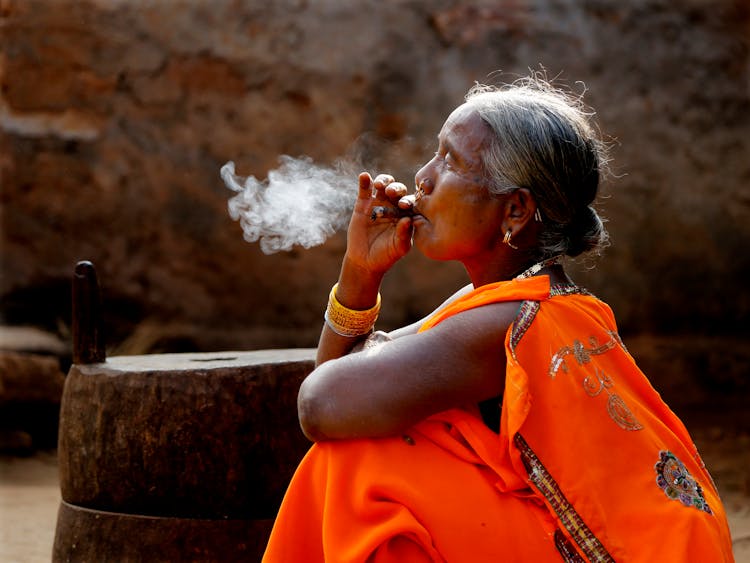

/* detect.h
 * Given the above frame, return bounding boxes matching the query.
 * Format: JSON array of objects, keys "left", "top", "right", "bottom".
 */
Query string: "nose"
[
  {"left": 414, "top": 163, "right": 436, "bottom": 196},
  {"left": 416, "top": 178, "right": 433, "bottom": 199}
]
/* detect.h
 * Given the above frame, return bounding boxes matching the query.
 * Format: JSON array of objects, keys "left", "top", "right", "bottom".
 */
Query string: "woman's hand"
[
  {"left": 345, "top": 172, "right": 414, "bottom": 277},
  {"left": 316, "top": 172, "right": 415, "bottom": 366}
]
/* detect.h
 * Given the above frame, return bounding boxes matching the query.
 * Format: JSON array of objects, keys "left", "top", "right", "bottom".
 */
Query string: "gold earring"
[
  {"left": 503, "top": 229, "right": 519, "bottom": 250},
  {"left": 534, "top": 208, "right": 542, "bottom": 222}
]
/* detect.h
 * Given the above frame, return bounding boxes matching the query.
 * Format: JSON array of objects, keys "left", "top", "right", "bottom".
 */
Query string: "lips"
[{"left": 399, "top": 193, "right": 424, "bottom": 220}]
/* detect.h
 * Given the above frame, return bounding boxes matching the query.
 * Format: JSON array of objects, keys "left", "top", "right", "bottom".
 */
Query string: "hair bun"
[{"left": 565, "top": 205, "right": 608, "bottom": 257}]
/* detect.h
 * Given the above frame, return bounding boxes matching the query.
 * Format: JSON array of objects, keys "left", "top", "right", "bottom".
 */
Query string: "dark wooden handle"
[{"left": 72, "top": 260, "right": 106, "bottom": 364}]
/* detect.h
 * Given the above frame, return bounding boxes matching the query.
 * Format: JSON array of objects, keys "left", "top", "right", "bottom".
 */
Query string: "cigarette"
[{"left": 370, "top": 206, "right": 415, "bottom": 221}]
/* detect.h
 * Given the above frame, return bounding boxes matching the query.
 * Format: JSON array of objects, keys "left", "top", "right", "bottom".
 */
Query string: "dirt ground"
[
  {"left": 1, "top": 429, "right": 748, "bottom": 563},
  {"left": 0, "top": 451, "right": 60, "bottom": 563}
]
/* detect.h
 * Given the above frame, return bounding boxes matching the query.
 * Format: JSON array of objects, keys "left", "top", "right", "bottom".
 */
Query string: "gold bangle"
[{"left": 324, "top": 283, "right": 381, "bottom": 337}]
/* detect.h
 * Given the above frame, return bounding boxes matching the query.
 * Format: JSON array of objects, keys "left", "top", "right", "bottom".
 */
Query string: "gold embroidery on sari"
[
  {"left": 509, "top": 286, "right": 591, "bottom": 363},
  {"left": 549, "top": 333, "right": 643, "bottom": 431},
  {"left": 549, "top": 332, "right": 623, "bottom": 377}
]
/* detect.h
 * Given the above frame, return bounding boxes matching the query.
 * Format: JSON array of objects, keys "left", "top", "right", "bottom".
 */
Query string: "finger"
[
  {"left": 354, "top": 172, "right": 375, "bottom": 214},
  {"left": 358, "top": 172, "right": 373, "bottom": 196},
  {"left": 373, "top": 174, "right": 395, "bottom": 189},
  {"left": 385, "top": 182, "right": 408, "bottom": 199},
  {"left": 394, "top": 217, "right": 414, "bottom": 255},
  {"left": 398, "top": 194, "right": 416, "bottom": 209}
]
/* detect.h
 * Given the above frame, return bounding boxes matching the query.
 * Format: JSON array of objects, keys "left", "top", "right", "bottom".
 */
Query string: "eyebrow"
[
  {"left": 436, "top": 134, "right": 454, "bottom": 155},
  {"left": 440, "top": 136, "right": 465, "bottom": 166}
]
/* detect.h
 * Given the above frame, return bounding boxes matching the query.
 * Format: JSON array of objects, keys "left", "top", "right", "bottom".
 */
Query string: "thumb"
[{"left": 393, "top": 217, "right": 414, "bottom": 256}]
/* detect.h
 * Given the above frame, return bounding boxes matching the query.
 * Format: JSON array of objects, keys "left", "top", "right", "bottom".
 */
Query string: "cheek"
[
  {"left": 463, "top": 203, "right": 503, "bottom": 240},
  {"left": 459, "top": 192, "right": 499, "bottom": 222},
  {"left": 472, "top": 212, "right": 500, "bottom": 231}
]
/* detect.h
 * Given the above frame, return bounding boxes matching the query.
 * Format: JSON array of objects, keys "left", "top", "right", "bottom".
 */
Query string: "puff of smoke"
[{"left": 221, "top": 156, "right": 357, "bottom": 254}]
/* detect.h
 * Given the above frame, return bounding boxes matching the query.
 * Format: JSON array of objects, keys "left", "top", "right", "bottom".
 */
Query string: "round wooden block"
[
  {"left": 58, "top": 349, "right": 315, "bottom": 519},
  {"left": 53, "top": 500, "right": 274, "bottom": 562}
]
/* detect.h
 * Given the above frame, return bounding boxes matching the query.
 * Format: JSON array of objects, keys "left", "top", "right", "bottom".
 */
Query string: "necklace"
[{"left": 515, "top": 256, "right": 562, "bottom": 280}]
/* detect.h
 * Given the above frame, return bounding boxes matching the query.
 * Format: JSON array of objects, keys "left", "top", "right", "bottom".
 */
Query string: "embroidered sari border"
[
  {"left": 555, "top": 529, "right": 587, "bottom": 563},
  {"left": 509, "top": 300, "right": 540, "bottom": 361},
  {"left": 514, "top": 433, "right": 615, "bottom": 563}
]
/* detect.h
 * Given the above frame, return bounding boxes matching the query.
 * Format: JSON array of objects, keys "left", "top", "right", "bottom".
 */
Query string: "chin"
[{"left": 413, "top": 236, "right": 452, "bottom": 261}]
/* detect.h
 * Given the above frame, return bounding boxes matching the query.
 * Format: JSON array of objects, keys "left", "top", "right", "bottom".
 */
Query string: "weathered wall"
[{"left": 2, "top": 0, "right": 749, "bottom": 366}]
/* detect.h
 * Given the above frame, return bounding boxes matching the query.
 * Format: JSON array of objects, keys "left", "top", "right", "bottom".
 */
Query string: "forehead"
[{"left": 439, "top": 104, "right": 491, "bottom": 157}]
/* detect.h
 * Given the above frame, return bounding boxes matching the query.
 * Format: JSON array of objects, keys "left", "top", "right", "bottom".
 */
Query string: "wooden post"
[{"left": 72, "top": 260, "right": 105, "bottom": 364}]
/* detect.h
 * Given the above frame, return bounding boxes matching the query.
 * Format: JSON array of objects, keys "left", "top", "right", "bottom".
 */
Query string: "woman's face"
[{"left": 413, "top": 104, "right": 505, "bottom": 261}]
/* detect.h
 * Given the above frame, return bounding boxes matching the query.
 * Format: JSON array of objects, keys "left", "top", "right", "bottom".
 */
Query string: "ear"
[{"left": 502, "top": 188, "right": 537, "bottom": 233}]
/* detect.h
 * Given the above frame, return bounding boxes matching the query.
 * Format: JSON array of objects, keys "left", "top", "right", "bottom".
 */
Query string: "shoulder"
[
  {"left": 428, "top": 299, "right": 522, "bottom": 337},
  {"left": 420, "top": 299, "right": 523, "bottom": 363},
  {"left": 508, "top": 291, "right": 620, "bottom": 358}
]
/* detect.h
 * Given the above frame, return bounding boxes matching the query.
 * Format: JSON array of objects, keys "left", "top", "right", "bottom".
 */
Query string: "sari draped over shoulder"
[{"left": 263, "top": 276, "right": 734, "bottom": 562}]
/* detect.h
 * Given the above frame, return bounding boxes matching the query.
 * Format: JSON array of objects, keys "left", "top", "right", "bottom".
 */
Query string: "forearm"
[{"left": 315, "top": 258, "right": 385, "bottom": 366}]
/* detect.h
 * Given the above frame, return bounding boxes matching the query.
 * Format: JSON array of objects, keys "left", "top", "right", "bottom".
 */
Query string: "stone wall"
[{"left": 2, "top": 0, "right": 749, "bottom": 371}]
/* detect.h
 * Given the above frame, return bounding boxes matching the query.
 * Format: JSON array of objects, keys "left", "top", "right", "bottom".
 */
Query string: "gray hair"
[{"left": 464, "top": 77, "right": 610, "bottom": 258}]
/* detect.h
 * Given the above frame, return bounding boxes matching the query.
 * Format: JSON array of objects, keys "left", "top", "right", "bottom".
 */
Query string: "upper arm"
[{"left": 299, "top": 300, "right": 520, "bottom": 441}]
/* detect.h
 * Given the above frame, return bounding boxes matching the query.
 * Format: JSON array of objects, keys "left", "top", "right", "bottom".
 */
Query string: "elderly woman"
[{"left": 263, "top": 78, "right": 733, "bottom": 562}]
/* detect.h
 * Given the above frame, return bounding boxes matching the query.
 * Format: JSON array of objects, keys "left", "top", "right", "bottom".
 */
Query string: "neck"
[
  {"left": 464, "top": 252, "right": 568, "bottom": 288},
  {"left": 462, "top": 250, "right": 535, "bottom": 287}
]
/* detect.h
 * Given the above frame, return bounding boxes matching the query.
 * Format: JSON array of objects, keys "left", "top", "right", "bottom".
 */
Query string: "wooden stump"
[
  {"left": 54, "top": 349, "right": 315, "bottom": 561},
  {"left": 54, "top": 501, "right": 274, "bottom": 562}
]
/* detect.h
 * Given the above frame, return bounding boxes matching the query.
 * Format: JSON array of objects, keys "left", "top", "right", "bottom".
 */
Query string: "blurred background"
[
  {"left": 0, "top": 0, "right": 748, "bottom": 559},
  {"left": 2, "top": 0, "right": 749, "bottom": 422}
]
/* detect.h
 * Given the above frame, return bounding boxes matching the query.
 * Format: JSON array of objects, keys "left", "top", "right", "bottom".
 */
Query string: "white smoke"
[{"left": 221, "top": 156, "right": 357, "bottom": 254}]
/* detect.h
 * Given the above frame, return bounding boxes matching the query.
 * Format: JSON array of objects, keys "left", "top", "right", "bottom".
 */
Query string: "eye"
[
  {"left": 443, "top": 152, "right": 455, "bottom": 169},
  {"left": 433, "top": 146, "right": 455, "bottom": 170}
]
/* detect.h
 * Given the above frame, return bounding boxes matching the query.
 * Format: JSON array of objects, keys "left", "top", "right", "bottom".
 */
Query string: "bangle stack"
[{"left": 324, "top": 283, "right": 381, "bottom": 337}]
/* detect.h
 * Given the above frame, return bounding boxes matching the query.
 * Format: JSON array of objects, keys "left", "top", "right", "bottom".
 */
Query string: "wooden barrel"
[{"left": 53, "top": 349, "right": 315, "bottom": 562}]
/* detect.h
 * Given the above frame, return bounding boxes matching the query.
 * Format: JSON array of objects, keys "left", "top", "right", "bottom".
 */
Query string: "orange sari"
[{"left": 264, "top": 277, "right": 734, "bottom": 562}]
